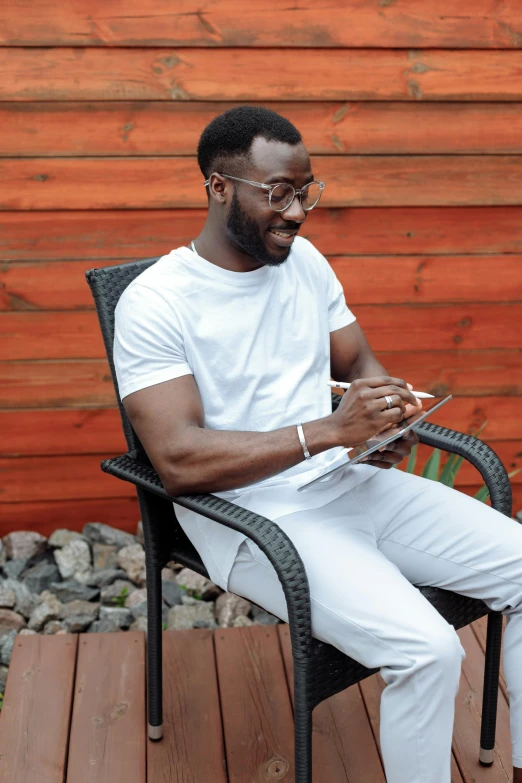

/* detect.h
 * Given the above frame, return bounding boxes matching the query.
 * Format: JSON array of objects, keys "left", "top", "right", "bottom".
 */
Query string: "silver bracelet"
[{"left": 297, "top": 423, "right": 312, "bottom": 460}]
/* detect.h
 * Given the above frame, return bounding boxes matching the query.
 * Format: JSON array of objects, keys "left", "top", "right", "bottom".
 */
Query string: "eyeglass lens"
[{"left": 270, "top": 182, "right": 322, "bottom": 211}]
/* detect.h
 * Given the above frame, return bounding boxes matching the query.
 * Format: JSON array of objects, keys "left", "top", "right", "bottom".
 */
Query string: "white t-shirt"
[{"left": 113, "top": 237, "right": 379, "bottom": 590}]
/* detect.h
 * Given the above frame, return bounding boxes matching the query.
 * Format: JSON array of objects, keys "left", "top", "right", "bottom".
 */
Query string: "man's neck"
[{"left": 191, "top": 226, "right": 265, "bottom": 274}]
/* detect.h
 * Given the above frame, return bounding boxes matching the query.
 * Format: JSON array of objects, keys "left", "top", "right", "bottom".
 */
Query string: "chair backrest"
[{"left": 85, "top": 257, "right": 161, "bottom": 459}]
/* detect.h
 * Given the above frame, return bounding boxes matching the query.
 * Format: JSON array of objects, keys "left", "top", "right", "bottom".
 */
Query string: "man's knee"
[{"left": 421, "top": 624, "right": 466, "bottom": 674}]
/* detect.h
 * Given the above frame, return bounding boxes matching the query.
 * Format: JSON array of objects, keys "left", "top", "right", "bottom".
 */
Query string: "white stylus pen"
[{"left": 327, "top": 380, "right": 434, "bottom": 399}]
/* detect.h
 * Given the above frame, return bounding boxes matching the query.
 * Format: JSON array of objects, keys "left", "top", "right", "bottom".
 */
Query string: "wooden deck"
[{"left": 0, "top": 615, "right": 513, "bottom": 782}]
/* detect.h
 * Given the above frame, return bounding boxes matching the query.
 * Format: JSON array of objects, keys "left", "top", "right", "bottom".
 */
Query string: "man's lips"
[{"left": 268, "top": 228, "right": 298, "bottom": 247}]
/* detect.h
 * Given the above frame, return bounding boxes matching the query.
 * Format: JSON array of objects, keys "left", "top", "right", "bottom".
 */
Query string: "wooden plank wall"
[{"left": 1, "top": 1, "right": 522, "bottom": 535}]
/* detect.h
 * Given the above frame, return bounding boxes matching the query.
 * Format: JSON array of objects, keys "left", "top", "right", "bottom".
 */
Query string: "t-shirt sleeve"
[
  {"left": 113, "top": 283, "right": 192, "bottom": 400},
  {"left": 308, "top": 242, "right": 356, "bottom": 332}
]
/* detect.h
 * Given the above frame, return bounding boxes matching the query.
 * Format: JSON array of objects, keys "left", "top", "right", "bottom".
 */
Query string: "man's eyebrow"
[{"left": 264, "top": 174, "right": 314, "bottom": 185}]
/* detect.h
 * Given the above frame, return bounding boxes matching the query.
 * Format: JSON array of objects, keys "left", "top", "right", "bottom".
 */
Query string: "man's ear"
[{"left": 208, "top": 173, "right": 227, "bottom": 204}]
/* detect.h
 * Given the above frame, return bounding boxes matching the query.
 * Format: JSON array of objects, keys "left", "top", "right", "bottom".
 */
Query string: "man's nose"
[{"left": 281, "top": 196, "right": 306, "bottom": 223}]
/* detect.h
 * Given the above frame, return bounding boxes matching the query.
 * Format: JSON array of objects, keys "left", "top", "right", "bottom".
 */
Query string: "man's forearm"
[
  {"left": 166, "top": 415, "right": 339, "bottom": 496},
  {"left": 344, "top": 354, "right": 389, "bottom": 383}
]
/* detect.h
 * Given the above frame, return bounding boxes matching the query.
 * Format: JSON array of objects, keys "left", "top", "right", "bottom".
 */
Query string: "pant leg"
[
  {"left": 228, "top": 490, "right": 466, "bottom": 783},
  {"left": 353, "top": 467, "right": 522, "bottom": 768}
]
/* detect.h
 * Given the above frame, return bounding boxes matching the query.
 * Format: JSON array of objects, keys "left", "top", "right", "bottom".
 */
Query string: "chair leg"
[
  {"left": 146, "top": 552, "right": 164, "bottom": 741},
  {"left": 293, "top": 667, "right": 313, "bottom": 783},
  {"left": 479, "top": 611, "right": 503, "bottom": 765}
]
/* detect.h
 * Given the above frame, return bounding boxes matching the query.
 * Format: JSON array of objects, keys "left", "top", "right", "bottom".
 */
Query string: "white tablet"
[{"left": 297, "top": 394, "right": 452, "bottom": 492}]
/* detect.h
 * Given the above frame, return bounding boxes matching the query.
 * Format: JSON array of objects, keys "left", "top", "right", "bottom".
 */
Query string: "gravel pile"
[{"left": 0, "top": 521, "right": 281, "bottom": 694}]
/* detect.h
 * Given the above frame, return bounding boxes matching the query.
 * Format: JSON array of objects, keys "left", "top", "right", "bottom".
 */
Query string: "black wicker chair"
[{"left": 86, "top": 257, "right": 513, "bottom": 782}]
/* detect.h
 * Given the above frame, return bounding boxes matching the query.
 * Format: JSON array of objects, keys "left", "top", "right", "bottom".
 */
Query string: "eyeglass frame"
[{"left": 203, "top": 173, "right": 326, "bottom": 212}]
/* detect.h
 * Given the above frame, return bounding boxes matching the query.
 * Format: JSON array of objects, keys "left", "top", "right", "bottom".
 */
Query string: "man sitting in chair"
[{"left": 113, "top": 106, "right": 522, "bottom": 783}]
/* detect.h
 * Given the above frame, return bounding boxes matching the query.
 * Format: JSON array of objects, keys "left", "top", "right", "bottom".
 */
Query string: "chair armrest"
[
  {"left": 415, "top": 422, "right": 512, "bottom": 517},
  {"left": 101, "top": 451, "right": 313, "bottom": 661},
  {"left": 331, "top": 391, "right": 512, "bottom": 517}
]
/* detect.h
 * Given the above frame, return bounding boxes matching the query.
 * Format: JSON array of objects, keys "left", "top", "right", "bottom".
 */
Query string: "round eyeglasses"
[{"left": 204, "top": 173, "right": 325, "bottom": 212}]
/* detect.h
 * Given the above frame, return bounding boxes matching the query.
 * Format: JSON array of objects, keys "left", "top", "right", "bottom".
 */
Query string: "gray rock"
[
  {"left": 54, "top": 539, "right": 91, "bottom": 581},
  {"left": 62, "top": 614, "right": 94, "bottom": 633},
  {"left": 48, "top": 529, "right": 87, "bottom": 549},
  {"left": 2, "top": 531, "right": 47, "bottom": 561},
  {"left": 0, "top": 586, "right": 16, "bottom": 610},
  {"left": 100, "top": 579, "right": 136, "bottom": 606},
  {"left": 43, "top": 620, "right": 66, "bottom": 635},
  {"left": 22, "top": 561, "right": 61, "bottom": 594},
  {"left": 50, "top": 579, "right": 99, "bottom": 603},
  {"left": 215, "top": 593, "right": 251, "bottom": 628},
  {"left": 88, "top": 618, "right": 120, "bottom": 634},
  {"left": 125, "top": 587, "right": 147, "bottom": 608},
  {"left": 98, "top": 606, "right": 133, "bottom": 629},
  {"left": 0, "top": 629, "right": 17, "bottom": 665},
  {"left": 28, "top": 594, "right": 62, "bottom": 631},
  {"left": 128, "top": 601, "right": 167, "bottom": 625},
  {"left": 130, "top": 616, "right": 148, "bottom": 632},
  {"left": 0, "top": 608, "right": 26, "bottom": 634},
  {"left": 251, "top": 605, "right": 280, "bottom": 625},
  {"left": 15, "top": 592, "right": 41, "bottom": 620},
  {"left": 232, "top": 615, "right": 254, "bottom": 628},
  {"left": 2, "top": 558, "right": 30, "bottom": 580},
  {"left": 181, "top": 595, "right": 199, "bottom": 605},
  {"left": 117, "top": 544, "right": 146, "bottom": 586},
  {"left": 18, "top": 628, "right": 37, "bottom": 636},
  {"left": 0, "top": 540, "right": 5, "bottom": 567},
  {"left": 175, "top": 568, "right": 213, "bottom": 597},
  {"left": 0, "top": 580, "right": 40, "bottom": 619},
  {"left": 82, "top": 522, "right": 136, "bottom": 550},
  {"left": 92, "top": 543, "right": 119, "bottom": 571},
  {"left": 167, "top": 602, "right": 216, "bottom": 631},
  {"left": 85, "top": 568, "right": 128, "bottom": 588},
  {"left": 0, "top": 665, "right": 9, "bottom": 692},
  {"left": 161, "top": 567, "right": 177, "bottom": 583},
  {"left": 161, "top": 580, "right": 183, "bottom": 607},
  {"left": 59, "top": 600, "right": 99, "bottom": 621},
  {"left": 136, "top": 520, "right": 144, "bottom": 545},
  {"left": 516, "top": 509, "right": 522, "bottom": 524}
]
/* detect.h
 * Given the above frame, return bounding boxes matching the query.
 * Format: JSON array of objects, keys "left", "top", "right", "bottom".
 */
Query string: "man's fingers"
[{"left": 358, "top": 376, "right": 409, "bottom": 390}]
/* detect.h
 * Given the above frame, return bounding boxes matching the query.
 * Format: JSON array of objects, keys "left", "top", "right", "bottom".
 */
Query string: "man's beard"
[{"left": 226, "top": 189, "right": 291, "bottom": 267}]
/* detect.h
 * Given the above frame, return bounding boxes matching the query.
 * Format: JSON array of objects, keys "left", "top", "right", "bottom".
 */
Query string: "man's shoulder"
[{"left": 117, "top": 247, "right": 188, "bottom": 305}]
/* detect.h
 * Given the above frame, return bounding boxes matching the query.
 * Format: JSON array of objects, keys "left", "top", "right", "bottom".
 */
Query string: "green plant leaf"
[
  {"left": 422, "top": 448, "right": 441, "bottom": 481},
  {"left": 474, "top": 485, "right": 490, "bottom": 503},
  {"left": 439, "top": 454, "right": 465, "bottom": 487},
  {"left": 161, "top": 622, "right": 167, "bottom": 631},
  {"left": 438, "top": 453, "right": 457, "bottom": 486},
  {"left": 406, "top": 443, "right": 418, "bottom": 473}
]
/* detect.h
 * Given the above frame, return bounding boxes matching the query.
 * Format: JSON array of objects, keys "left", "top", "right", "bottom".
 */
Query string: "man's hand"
[{"left": 359, "top": 430, "right": 419, "bottom": 469}]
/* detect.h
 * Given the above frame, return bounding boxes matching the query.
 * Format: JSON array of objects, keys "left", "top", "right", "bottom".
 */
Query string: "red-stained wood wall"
[{"left": 1, "top": 1, "right": 522, "bottom": 536}]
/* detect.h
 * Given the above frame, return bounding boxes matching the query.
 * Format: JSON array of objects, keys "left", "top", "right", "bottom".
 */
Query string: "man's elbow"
[{"left": 161, "top": 448, "right": 200, "bottom": 497}]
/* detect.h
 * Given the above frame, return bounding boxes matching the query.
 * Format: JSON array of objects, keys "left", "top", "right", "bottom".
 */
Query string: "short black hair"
[{"left": 197, "top": 106, "right": 302, "bottom": 181}]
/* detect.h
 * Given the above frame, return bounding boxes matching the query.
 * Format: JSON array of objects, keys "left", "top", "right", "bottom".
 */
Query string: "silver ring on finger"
[{"left": 385, "top": 394, "right": 394, "bottom": 410}]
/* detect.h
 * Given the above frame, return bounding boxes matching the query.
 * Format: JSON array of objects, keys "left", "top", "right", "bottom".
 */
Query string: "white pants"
[{"left": 227, "top": 467, "right": 522, "bottom": 783}]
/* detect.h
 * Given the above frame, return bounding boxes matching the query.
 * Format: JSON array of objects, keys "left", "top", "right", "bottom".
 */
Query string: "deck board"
[
  {"left": 0, "top": 619, "right": 515, "bottom": 782},
  {"left": 215, "top": 625, "right": 295, "bottom": 781},
  {"left": 0, "top": 634, "right": 77, "bottom": 783},
  {"left": 147, "top": 628, "right": 227, "bottom": 783},
  {"left": 65, "top": 631, "right": 146, "bottom": 783}
]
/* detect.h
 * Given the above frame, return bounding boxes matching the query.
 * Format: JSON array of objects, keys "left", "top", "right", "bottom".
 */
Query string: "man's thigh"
[
  {"left": 355, "top": 468, "right": 522, "bottom": 613},
  {"left": 230, "top": 491, "right": 462, "bottom": 670}
]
